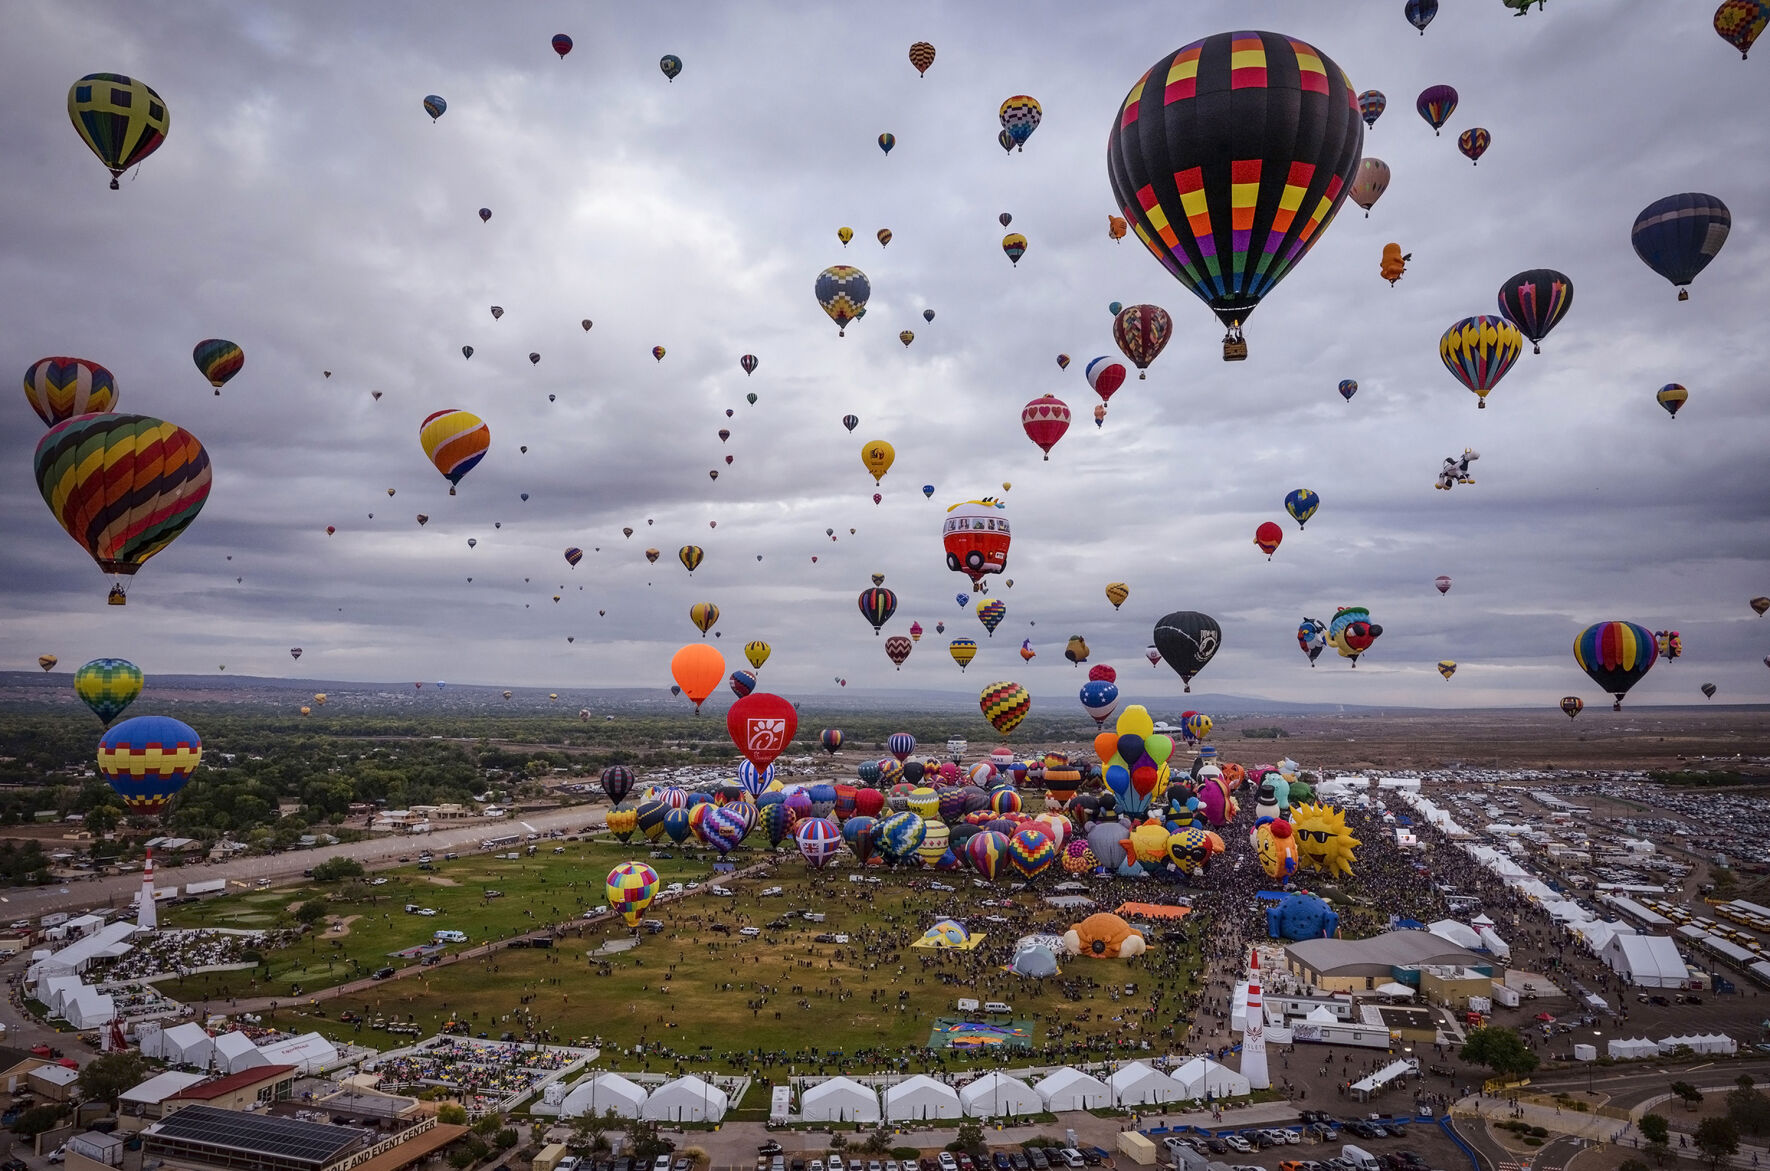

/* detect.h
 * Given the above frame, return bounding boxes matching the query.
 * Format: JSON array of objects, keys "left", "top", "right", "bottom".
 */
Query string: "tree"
[
  {"left": 625, "top": 1117, "right": 672, "bottom": 1163},
  {"left": 1458, "top": 1027, "right": 1539, "bottom": 1080},
  {"left": 436, "top": 1103, "right": 467, "bottom": 1125},
  {"left": 10, "top": 1103, "right": 71, "bottom": 1138},
  {"left": 1620, "top": 1160, "right": 1649, "bottom": 1171},
  {"left": 294, "top": 900, "right": 329, "bottom": 926},
  {"left": 1694, "top": 1118, "right": 1740, "bottom": 1170},
  {"left": 1640, "top": 1113, "right": 1671, "bottom": 1166},
  {"left": 951, "top": 1119, "right": 986, "bottom": 1156},
  {"left": 1671, "top": 1082, "right": 1705, "bottom": 1112},
  {"left": 311, "top": 856, "right": 364, "bottom": 882},
  {"left": 84, "top": 805, "right": 123, "bottom": 835},
  {"left": 1726, "top": 1078, "right": 1770, "bottom": 1137},
  {"left": 76, "top": 1051, "right": 148, "bottom": 1107},
  {"left": 494, "top": 1129, "right": 518, "bottom": 1151}
]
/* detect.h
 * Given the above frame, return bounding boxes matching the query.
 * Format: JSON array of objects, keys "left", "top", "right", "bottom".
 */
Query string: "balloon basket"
[
  {"left": 1222, "top": 339, "right": 1247, "bottom": 362},
  {"left": 107, "top": 586, "right": 127, "bottom": 606}
]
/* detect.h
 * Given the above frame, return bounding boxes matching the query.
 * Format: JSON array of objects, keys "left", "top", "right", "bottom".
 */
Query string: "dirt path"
[{"left": 325, "top": 914, "right": 363, "bottom": 938}]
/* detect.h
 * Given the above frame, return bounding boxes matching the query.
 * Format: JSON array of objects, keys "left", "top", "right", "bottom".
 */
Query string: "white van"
[
  {"left": 1341, "top": 1145, "right": 1380, "bottom": 1171},
  {"left": 984, "top": 1000, "right": 1013, "bottom": 1014}
]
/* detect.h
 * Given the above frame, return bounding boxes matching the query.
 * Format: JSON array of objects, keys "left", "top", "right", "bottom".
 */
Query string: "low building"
[
  {"left": 27, "top": 1063, "right": 80, "bottom": 1102},
  {"left": 1284, "top": 930, "right": 1490, "bottom": 993},
  {"left": 65, "top": 1131, "right": 124, "bottom": 1171},
  {"left": 120, "top": 1070, "right": 210, "bottom": 1130},
  {"left": 1417, "top": 965, "right": 1496, "bottom": 1010},
  {"left": 143, "top": 1104, "right": 372, "bottom": 1171},
  {"left": 164, "top": 1064, "right": 297, "bottom": 1114}
]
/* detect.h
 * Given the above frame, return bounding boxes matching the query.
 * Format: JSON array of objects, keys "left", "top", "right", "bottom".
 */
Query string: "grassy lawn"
[{"left": 163, "top": 838, "right": 1208, "bottom": 1077}]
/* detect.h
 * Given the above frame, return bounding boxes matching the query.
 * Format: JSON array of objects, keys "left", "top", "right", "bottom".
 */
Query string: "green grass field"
[{"left": 163, "top": 838, "right": 1207, "bottom": 1076}]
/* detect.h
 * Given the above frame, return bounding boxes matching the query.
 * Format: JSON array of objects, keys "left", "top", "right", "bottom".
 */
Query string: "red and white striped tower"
[
  {"left": 1241, "top": 946, "right": 1270, "bottom": 1089},
  {"left": 137, "top": 848, "right": 157, "bottom": 932}
]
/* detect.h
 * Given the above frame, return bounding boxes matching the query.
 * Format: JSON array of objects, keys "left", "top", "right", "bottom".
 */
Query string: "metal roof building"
[{"left": 143, "top": 1104, "right": 371, "bottom": 1171}]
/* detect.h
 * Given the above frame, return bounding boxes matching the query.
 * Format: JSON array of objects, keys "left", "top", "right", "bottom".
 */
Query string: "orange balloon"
[
  {"left": 670, "top": 643, "right": 726, "bottom": 713},
  {"left": 1093, "top": 732, "right": 1118, "bottom": 763}
]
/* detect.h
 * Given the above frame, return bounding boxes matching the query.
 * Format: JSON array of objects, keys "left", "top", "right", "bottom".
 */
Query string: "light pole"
[{"left": 1589, "top": 1030, "right": 1602, "bottom": 1093}]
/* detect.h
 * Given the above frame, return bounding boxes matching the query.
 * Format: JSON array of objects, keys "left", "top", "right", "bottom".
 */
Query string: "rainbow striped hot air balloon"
[
  {"left": 605, "top": 862, "right": 659, "bottom": 926},
  {"left": 1007, "top": 827, "right": 1056, "bottom": 878},
  {"left": 97, "top": 715, "right": 201, "bottom": 816},
  {"left": 35, "top": 414, "right": 211, "bottom": 605},
  {"left": 192, "top": 339, "right": 244, "bottom": 394},
  {"left": 1574, "top": 621, "right": 1659, "bottom": 711},
  {"left": 23, "top": 357, "right": 117, "bottom": 426},
  {"left": 419, "top": 409, "right": 489, "bottom": 494}
]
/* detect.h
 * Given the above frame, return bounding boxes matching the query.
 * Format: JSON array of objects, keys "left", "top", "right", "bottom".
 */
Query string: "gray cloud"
[{"left": 3, "top": 0, "right": 1767, "bottom": 714}]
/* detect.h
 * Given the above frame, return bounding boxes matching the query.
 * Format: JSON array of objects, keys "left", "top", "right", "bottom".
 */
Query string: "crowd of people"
[{"left": 369, "top": 1037, "right": 578, "bottom": 1108}]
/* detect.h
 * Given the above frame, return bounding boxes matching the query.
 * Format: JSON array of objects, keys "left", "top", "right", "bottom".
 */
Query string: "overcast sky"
[{"left": 4, "top": 0, "right": 1767, "bottom": 713}]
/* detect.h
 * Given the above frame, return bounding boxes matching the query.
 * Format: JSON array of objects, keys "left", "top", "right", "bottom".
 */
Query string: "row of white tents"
[
  {"left": 552, "top": 1060, "right": 1249, "bottom": 1123},
  {"left": 36, "top": 974, "right": 116, "bottom": 1029},
  {"left": 1606, "top": 1034, "right": 1737, "bottom": 1059},
  {"left": 139, "top": 1021, "right": 342, "bottom": 1075}
]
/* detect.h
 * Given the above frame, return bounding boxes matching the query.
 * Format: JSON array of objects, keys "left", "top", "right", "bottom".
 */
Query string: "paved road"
[{"left": 0, "top": 804, "right": 602, "bottom": 921}]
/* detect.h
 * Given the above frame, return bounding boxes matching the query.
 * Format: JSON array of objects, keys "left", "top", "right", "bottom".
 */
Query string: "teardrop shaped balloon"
[
  {"left": 419, "top": 409, "right": 489, "bottom": 492},
  {"left": 23, "top": 357, "right": 118, "bottom": 427},
  {"left": 1632, "top": 193, "right": 1731, "bottom": 301},
  {"left": 1496, "top": 269, "right": 1573, "bottom": 355},
  {"left": 1107, "top": 33, "right": 1364, "bottom": 352},
  {"left": 68, "top": 74, "right": 170, "bottom": 190},
  {"left": 1574, "top": 621, "right": 1658, "bottom": 711},
  {"left": 816, "top": 266, "right": 871, "bottom": 336},
  {"left": 35, "top": 414, "right": 211, "bottom": 604},
  {"left": 75, "top": 658, "right": 142, "bottom": 725},
  {"left": 1111, "top": 305, "right": 1171, "bottom": 379},
  {"left": 192, "top": 339, "right": 243, "bottom": 393}
]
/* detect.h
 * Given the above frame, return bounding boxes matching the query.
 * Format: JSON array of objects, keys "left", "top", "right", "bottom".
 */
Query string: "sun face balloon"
[{"left": 1291, "top": 802, "right": 1360, "bottom": 877}]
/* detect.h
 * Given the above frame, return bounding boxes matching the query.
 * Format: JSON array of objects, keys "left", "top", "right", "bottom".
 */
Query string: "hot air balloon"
[
  {"left": 1021, "top": 395, "right": 1070, "bottom": 459},
  {"left": 1557, "top": 695, "right": 1585, "bottom": 719},
  {"left": 671, "top": 643, "right": 724, "bottom": 712},
  {"left": 1111, "top": 305, "right": 1172, "bottom": 379},
  {"left": 950, "top": 639, "right": 978, "bottom": 671},
  {"left": 192, "top": 339, "right": 243, "bottom": 394},
  {"left": 68, "top": 74, "right": 169, "bottom": 189},
  {"left": 841, "top": 415, "right": 859, "bottom": 433},
  {"left": 1437, "top": 660, "right": 1458, "bottom": 681},
  {"left": 1002, "top": 233, "right": 1028, "bottom": 265},
  {"left": 419, "top": 409, "right": 489, "bottom": 493},
  {"left": 1105, "top": 582, "right": 1129, "bottom": 610},
  {"left": 600, "top": 764, "right": 635, "bottom": 806},
  {"left": 1716, "top": 1, "right": 1768, "bottom": 57},
  {"left": 729, "top": 670, "right": 757, "bottom": 699},
  {"left": 23, "top": 358, "right": 118, "bottom": 427},
  {"left": 606, "top": 861, "right": 659, "bottom": 926},
  {"left": 679, "top": 545, "right": 704, "bottom": 574},
  {"left": 75, "top": 658, "right": 141, "bottom": 725},
  {"left": 660, "top": 55, "right": 682, "bottom": 81},
  {"left": 999, "top": 96, "right": 1042, "bottom": 150},
  {"left": 462, "top": 346, "right": 473, "bottom": 360},
  {"left": 1085, "top": 358, "right": 1127, "bottom": 407},
  {"left": 858, "top": 587, "right": 898, "bottom": 635},
  {"left": 652, "top": 346, "right": 666, "bottom": 361},
  {"left": 1380, "top": 243, "right": 1409, "bottom": 285},
  {"left": 689, "top": 602, "right": 720, "bottom": 636},
  {"left": 1656, "top": 630, "right": 1683, "bottom": 661},
  {"left": 1435, "top": 575, "right": 1453, "bottom": 594},
  {"left": 1657, "top": 383, "right": 1689, "bottom": 418},
  {"left": 1108, "top": 215, "right": 1127, "bottom": 241},
  {"left": 479, "top": 208, "right": 492, "bottom": 222},
  {"left": 1338, "top": 379, "right": 1358, "bottom": 402},
  {"left": 861, "top": 440, "right": 894, "bottom": 484},
  {"left": 1407, "top": 0, "right": 1438, "bottom": 32},
  {"left": 1632, "top": 194, "right": 1731, "bottom": 301},
  {"left": 1254, "top": 522, "right": 1283, "bottom": 559},
  {"left": 423, "top": 94, "right": 446, "bottom": 120},
  {"left": 1020, "top": 639, "right": 1036, "bottom": 662},
  {"left": 816, "top": 266, "right": 871, "bottom": 335},
  {"left": 1574, "top": 621, "right": 1658, "bottom": 711},
  {"left": 35, "top": 414, "right": 210, "bottom": 604},
  {"left": 564, "top": 547, "right": 583, "bottom": 568},
  {"left": 551, "top": 33, "right": 573, "bottom": 58},
  {"left": 977, "top": 599, "right": 1006, "bottom": 637},
  {"left": 1458, "top": 127, "right": 1491, "bottom": 165},
  {"left": 1496, "top": 269, "right": 1573, "bottom": 354},
  {"left": 997, "top": 129, "right": 1015, "bottom": 154},
  {"left": 98, "top": 715, "right": 200, "bottom": 815},
  {"left": 878, "top": 133, "right": 895, "bottom": 156},
  {"left": 1284, "top": 488, "right": 1320, "bottom": 529},
  {"left": 980, "top": 681, "right": 1031, "bottom": 736},
  {"left": 1440, "top": 317, "right": 1523, "bottom": 408},
  {"left": 885, "top": 636, "right": 912, "bottom": 669},
  {"left": 1358, "top": 90, "right": 1387, "bottom": 127},
  {"left": 645, "top": 548, "right": 661, "bottom": 564},
  {"left": 1350, "top": 158, "right": 1390, "bottom": 217},
  {"left": 1297, "top": 617, "right": 1327, "bottom": 666},
  {"left": 1145, "top": 645, "right": 1161, "bottom": 668},
  {"left": 37, "top": 654, "right": 57, "bottom": 672},
  {"left": 1702, "top": 682, "right": 1719, "bottom": 699},
  {"left": 1065, "top": 635, "right": 1090, "bottom": 667},
  {"left": 909, "top": 41, "right": 936, "bottom": 75},
  {"left": 742, "top": 641, "right": 771, "bottom": 671},
  {"left": 1153, "top": 611, "right": 1221, "bottom": 693},
  {"left": 1107, "top": 32, "right": 1364, "bottom": 359},
  {"left": 1416, "top": 85, "right": 1457, "bottom": 134},
  {"left": 1328, "top": 606, "right": 1383, "bottom": 666}
]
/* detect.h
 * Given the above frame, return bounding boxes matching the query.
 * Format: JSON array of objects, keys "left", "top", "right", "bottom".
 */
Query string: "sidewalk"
[{"left": 1452, "top": 1095, "right": 1770, "bottom": 1169}]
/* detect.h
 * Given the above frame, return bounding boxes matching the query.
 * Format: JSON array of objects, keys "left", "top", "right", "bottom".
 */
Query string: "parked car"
[
  {"left": 1028, "top": 1149, "right": 1049, "bottom": 1171},
  {"left": 1205, "top": 1138, "right": 1230, "bottom": 1155},
  {"left": 1223, "top": 1137, "right": 1253, "bottom": 1155},
  {"left": 937, "top": 1155, "right": 956, "bottom": 1171}
]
